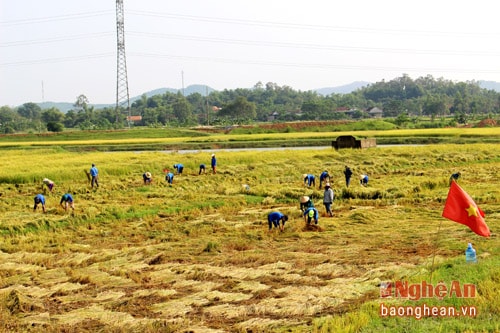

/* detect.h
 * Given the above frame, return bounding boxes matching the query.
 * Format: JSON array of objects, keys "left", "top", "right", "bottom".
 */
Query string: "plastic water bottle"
[{"left": 465, "top": 243, "right": 477, "bottom": 263}]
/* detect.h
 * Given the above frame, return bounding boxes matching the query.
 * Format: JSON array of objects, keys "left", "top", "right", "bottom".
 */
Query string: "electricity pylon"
[{"left": 115, "top": 0, "right": 130, "bottom": 126}]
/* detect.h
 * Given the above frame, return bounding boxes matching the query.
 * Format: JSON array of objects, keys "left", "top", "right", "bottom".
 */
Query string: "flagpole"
[{"left": 429, "top": 219, "right": 444, "bottom": 283}]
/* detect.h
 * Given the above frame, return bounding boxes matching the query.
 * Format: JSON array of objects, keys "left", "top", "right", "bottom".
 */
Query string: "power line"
[
  {"left": 0, "top": 32, "right": 113, "bottom": 47},
  {"left": 4, "top": 29, "right": 496, "bottom": 59},
  {"left": 127, "top": 10, "right": 500, "bottom": 38},
  {"left": 126, "top": 31, "right": 500, "bottom": 58},
  {"left": 0, "top": 10, "right": 113, "bottom": 26},
  {"left": 0, "top": 53, "right": 114, "bottom": 67},
  {"left": 2, "top": 50, "right": 499, "bottom": 76},
  {"left": 128, "top": 52, "right": 500, "bottom": 75}
]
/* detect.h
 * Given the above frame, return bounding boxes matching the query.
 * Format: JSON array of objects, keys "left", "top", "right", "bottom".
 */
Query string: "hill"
[
  {"left": 478, "top": 80, "right": 500, "bottom": 91},
  {"left": 31, "top": 80, "right": 500, "bottom": 112},
  {"left": 36, "top": 85, "right": 216, "bottom": 112},
  {"left": 314, "top": 81, "right": 372, "bottom": 95}
]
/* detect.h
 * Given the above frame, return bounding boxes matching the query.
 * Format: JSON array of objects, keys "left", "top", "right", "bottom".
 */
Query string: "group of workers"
[
  {"left": 34, "top": 184, "right": 75, "bottom": 213},
  {"left": 32, "top": 156, "right": 462, "bottom": 236},
  {"left": 269, "top": 166, "right": 353, "bottom": 232},
  {"left": 143, "top": 153, "right": 217, "bottom": 185},
  {"left": 34, "top": 163, "right": 101, "bottom": 213},
  {"left": 269, "top": 167, "right": 461, "bottom": 232},
  {"left": 302, "top": 166, "right": 368, "bottom": 189},
  {"left": 33, "top": 154, "right": 219, "bottom": 214}
]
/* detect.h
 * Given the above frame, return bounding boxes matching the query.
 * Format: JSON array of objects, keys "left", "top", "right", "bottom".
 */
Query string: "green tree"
[
  {"left": 219, "top": 96, "right": 257, "bottom": 123},
  {"left": 41, "top": 108, "right": 64, "bottom": 123},
  {"left": 423, "top": 95, "right": 447, "bottom": 118},
  {"left": 17, "top": 102, "right": 41, "bottom": 121},
  {"left": 172, "top": 95, "right": 193, "bottom": 125},
  {"left": 46, "top": 122, "right": 64, "bottom": 132},
  {"left": 0, "top": 106, "right": 18, "bottom": 133},
  {"left": 74, "top": 94, "right": 89, "bottom": 110}
]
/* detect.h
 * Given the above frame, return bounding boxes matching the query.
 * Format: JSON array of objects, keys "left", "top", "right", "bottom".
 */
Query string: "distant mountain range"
[
  {"left": 314, "top": 81, "right": 371, "bottom": 95},
  {"left": 35, "top": 80, "right": 500, "bottom": 113}
]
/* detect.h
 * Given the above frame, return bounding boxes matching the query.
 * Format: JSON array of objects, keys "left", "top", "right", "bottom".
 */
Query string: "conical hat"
[{"left": 300, "top": 196, "right": 310, "bottom": 203}]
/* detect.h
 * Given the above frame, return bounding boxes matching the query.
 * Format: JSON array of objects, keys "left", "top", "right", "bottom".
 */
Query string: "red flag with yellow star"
[{"left": 442, "top": 181, "right": 490, "bottom": 237}]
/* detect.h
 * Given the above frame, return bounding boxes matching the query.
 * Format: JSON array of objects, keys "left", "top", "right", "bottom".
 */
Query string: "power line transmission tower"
[{"left": 115, "top": 0, "right": 130, "bottom": 126}]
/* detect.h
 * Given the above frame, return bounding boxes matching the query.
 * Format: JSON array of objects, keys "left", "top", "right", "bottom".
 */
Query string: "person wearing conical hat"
[
  {"left": 143, "top": 172, "right": 153, "bottom": 185},
  {"left": 360, "top": 174, "right": 368, "bottom": 187},
  {"left": 42, "top": 178, "right": 55, "bottom": 193},
  {"left": 300, "top": 195, "right": 314, "bottom": 213},
  {"left": 211, "top": 154, "right": 217, "bottom": 174},
  {"left": 323, "top": 183, "right": 334, "bottom": 217}
]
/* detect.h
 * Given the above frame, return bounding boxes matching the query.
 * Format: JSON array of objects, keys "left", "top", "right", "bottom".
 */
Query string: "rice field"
[{"left": 0, "top": 143, "right": 498, "bottom": 332}]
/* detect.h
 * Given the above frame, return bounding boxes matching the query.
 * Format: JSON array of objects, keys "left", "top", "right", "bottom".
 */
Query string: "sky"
[{"left": 1, "top": 0, "right": 500, "bottom": 106}]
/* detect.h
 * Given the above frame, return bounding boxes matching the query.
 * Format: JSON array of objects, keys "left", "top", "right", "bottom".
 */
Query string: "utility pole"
[
  {"left": 116, "top": 0, "right": 130, "bottom": 127},
  {"left": 181, "top": 71, "right": 185, "bottom": 96},
  {"left": 206, "top": 85, "right": 209, "bottom": 125}
]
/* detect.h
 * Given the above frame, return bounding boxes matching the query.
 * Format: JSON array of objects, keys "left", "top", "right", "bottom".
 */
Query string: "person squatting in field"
[
  {"left": 165, "top": 171, "right": 175, "bottom": 184},
  {"left": 34, "top": 194, "right": 46, "bottom": 213},
  {"left": 199, "top": 164, "right": 206, "bottom": 175},
  {"left": 304, "top": 207, "right": 319, "bottom": 225},
  {"left": 303, "top": 174, "right": 316, "bottom": 187},
  {"left": 323, "top": 183, "right": 334, "bottom": 217},
  {"left": 267, "top": 211, "right": 288, "bottom": 232},
  {"left": 173, "top": 164, "right": 184, "bottom": 174},
  {"left": 42, "top": 178, "right": 55, "bottom": 193},
  {"left": 449, "top": 172, "right": 461, "bottom": 186},
  {"left": 360, "top": 174, "right": 369, "bottom": 186},
  {"left": 143, "top": 172, "right": 153, "bottom": 185},
  {"left": 60, "top": 193, "right": 75, "bottom": 211},
  {"left": 319, "top": 170, "right": 330, "bottom": 188},
  {"left": 300, "top": 195, "right": 314, "bottom": 213}
]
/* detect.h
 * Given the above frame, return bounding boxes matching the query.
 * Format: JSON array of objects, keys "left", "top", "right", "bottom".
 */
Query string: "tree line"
[{"left": 1, "top": 74, "right": 499, "bottom": 134}]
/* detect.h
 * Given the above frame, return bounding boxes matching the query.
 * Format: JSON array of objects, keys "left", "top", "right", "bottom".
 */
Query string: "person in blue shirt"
[
  {"left": 360, "top": 174, "right": 369, "bottom": 187},
  {"left": 303, "top": 174, "right": 315, "bottom": 187},
  {"left": 199, "top": 164, "right": 206, "bottom": 175},
  {"left": 143, "top": 172, "right": 153, "bottom": 185},
  {"left": 267, "top": 211, "right": 288, "bottom": 232},
  {"left": 449, "top": 172, "right": 461, "bottom": 186},
  {"left": 90, "top": 164, "right": 99, "bottom": 188},
  {"left": 165, "top": 171, "right": 174, "bottom": 184},
  {"left": 60, "top": 193, "right": 74, "bottom": 211},
  {"left": 319, "top": 171, "right": 330, "bottom": 189},
  {"left": 344, "top": 166, "right": 353, "bottom": 187},
  {"left": 34, "top": 194, "right": 46, "bottom": 213},
  {"left": 211, "top": 154, "right": 217, "bottom": 174},
  {"left": 173, "top": 164, "right": 184, "bottom": 174},
  {"left": 304, "top": 207, "right": 319, "bottom": 225}
]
